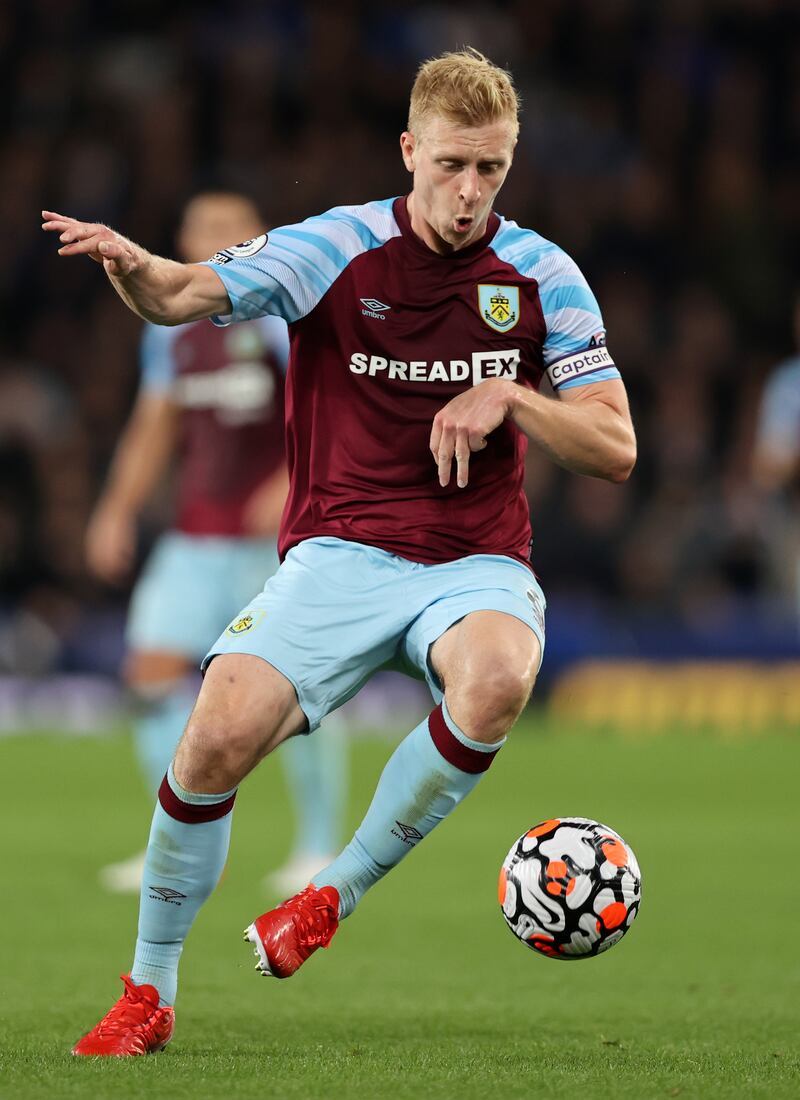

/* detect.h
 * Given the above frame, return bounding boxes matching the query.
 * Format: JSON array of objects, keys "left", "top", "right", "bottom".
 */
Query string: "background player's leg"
[
  {"left": 126, "top": 651, "right": 197, "bottom": 792},
  {"left": 131, "top": 654, "right": 305, "bottom": 1005},
  {"left": 266, "top": 716, "right": 347, "bottom": 895},
  {"left": 105, "top": 533, "right": 213, "bottom": 892},
  {"left": 100, "top": 650, "right": 197, "bottom": 893},
  {"left": 313, "top": 612, "right": 539, "bottom": 917}
]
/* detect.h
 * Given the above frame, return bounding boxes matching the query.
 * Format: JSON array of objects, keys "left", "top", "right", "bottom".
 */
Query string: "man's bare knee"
[
  {"left": 447, "top": 660, "right": 535, "bottom": 742},
  {"left": 476, "top": 659, "right": 534, "bottom": 718},
  {"left": 176, "top": 714, "right": 265, "bottom": 791},
  {"left": 173, "top": 654, "right": 306, "bottom": 793},
  {"left": 432, "top": 613, "right": 541, "bottom": 743}
]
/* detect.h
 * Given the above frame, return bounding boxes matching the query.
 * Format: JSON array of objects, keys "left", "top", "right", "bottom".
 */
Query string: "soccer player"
[
  {"left": 43, "top": 49, "right": 636, "bottom": 1056},
  {"left": 86, "top": 192, "right": 345, "bottom": 895},
  {"left": 752, "top": 290, "right": 800, "bottom": 624}
]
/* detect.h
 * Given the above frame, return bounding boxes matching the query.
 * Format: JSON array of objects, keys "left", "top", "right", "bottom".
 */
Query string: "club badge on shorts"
[
  {"left": 478, "top": 285, "right": 519, "bottom": 332},
  {"left": 227, "top": 610, "right": 265, "bottom": 635}
]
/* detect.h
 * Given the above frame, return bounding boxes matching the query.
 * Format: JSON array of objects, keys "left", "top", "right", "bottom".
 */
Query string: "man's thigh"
[
  {"left": 204, "top": 537, "right": 411, "bottom": 731},
  {"left": 400, "top": 554, "right": 546, "bottom": 702},
  {"left": 429, "top": 609, "right": 542, "bottom": 696}
]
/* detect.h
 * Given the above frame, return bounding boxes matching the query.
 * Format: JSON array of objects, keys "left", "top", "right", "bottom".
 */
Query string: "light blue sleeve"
[
  {"left": 139, "top": 322, "right": 181, "bottom": 393},
  {"left": 202, "top": 198, "right": 400, "bottom": 326},
  {"left": 491, "top": 221, "right": 621, "bottom": 392},
  {"left": 756, "top": 358, "right": 800, "bottom": 455}
]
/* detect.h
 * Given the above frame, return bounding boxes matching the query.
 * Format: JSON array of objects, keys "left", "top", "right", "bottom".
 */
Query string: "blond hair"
[{"left": 408, "top": 48, "right": 519, "bottom": 137}]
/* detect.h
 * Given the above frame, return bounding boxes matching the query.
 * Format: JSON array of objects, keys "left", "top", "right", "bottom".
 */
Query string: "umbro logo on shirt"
[{"left": 360, "top": 297, "right": 391, "bottom": 320}]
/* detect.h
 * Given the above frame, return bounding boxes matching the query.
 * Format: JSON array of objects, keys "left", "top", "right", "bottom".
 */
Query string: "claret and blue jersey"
[
  {"left": 204, "top": 195, "right": 621, "bottom": 567},
  {"left": 139, "top": 315, "right": 289, "bottom": 536}
]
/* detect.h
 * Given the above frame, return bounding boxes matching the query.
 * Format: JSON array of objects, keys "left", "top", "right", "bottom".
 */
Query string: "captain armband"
[{"left": 546, "top": 345, "right": 616, "bottom": 391}]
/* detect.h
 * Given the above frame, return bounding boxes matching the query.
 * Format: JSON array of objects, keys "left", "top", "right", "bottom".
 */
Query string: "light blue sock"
[
  {"left": 313, "top": 700, "right": 504, "bottom": 918},
  {"left": 131, "top": 764, "right": 237, "bottom": 1006},
  {"left": 281, "top": 716, "right": 347, "bottom": 858},
  {"left": 131, "top": 684, "right": 196, "bottom": 793}
]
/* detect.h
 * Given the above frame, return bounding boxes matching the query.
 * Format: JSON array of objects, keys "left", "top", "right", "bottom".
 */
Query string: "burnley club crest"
[{"left": 478, "top": 285, "right": 520, "bottom": 332}]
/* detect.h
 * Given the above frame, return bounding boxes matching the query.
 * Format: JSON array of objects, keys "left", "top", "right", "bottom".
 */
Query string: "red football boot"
[
  {"left": 72, "top": 974, "right": 174, "bottom": 1056},
  {"left": 244, "top": 884, "right": 340, "bottom": 978}
]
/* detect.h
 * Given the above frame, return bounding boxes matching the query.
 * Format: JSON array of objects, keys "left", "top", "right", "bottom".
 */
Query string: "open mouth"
[{"left": 454, "top": 216, "right": 473, "bottom": 234}]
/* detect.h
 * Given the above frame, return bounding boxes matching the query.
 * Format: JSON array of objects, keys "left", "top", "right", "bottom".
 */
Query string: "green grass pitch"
[{"left": 1, "top": 718, "right": 798, "bottom": 1098}]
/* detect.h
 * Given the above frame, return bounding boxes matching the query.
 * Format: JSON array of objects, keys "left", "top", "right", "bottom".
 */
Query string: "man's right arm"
[
  {"left": 752, "top": 363, "right": 800, "bottom": 492},
  {"left": 41, "top": 211, "right": 229, "bottom": 325},
  {"left": 85, "top": 392, "right": 178, "bottom": 583}
]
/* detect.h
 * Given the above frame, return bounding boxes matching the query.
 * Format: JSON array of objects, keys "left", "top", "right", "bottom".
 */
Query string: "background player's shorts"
[
  {"left": 127, "top": 531, "right": 280, "bottom": 659},
  {"left": 205, "top": 536, "right": 546, "bottom": 731}
]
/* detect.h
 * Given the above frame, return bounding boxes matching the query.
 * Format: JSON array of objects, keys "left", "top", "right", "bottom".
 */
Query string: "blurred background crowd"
[{"left": 1, "top": 0, "right": 799, "bottom": 685}]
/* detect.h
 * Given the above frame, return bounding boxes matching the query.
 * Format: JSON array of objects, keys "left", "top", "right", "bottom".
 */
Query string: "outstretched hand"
[
  {"left": 430, "top": 378, "right": 516, "bottom": 488},
  {"left": 85, "top": 503, "right": 137, "bottom": 586},
  {"left": 41, "top": 211, "right": 143, "bottom": 277}
]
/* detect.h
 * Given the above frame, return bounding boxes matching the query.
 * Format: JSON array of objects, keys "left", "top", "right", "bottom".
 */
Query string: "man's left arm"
[
  {"left": 430, "top": 377, "right": 636, "bottom": 488},
  {"left": 508, "top": 378, "right": 636, "bottom": 482},
  {"left": 431, "top": 247, "right": 636, "bottom": 487}
]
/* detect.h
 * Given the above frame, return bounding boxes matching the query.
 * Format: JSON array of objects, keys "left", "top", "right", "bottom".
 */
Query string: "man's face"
[
  {"left": 401, "top": 114, "right": 516, "bottom": 254},
  {"left": 177, "top": 196, "right": 263, "bottom": 264}
]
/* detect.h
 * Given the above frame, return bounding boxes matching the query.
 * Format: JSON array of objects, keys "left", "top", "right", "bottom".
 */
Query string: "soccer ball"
[{"left": 498, "top": 817, "right": 641, "bottom": 959}]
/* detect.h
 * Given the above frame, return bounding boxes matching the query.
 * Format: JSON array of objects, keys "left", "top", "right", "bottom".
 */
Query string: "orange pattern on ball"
[
  {"left": 497, "top": 867, "right": 507, "bottom": 905},
  {"left": 597, "top": 901, "right": 627, "bottom": 930},
  {"left": 602, "top": 839, "right": 628, "bottom": 868}
]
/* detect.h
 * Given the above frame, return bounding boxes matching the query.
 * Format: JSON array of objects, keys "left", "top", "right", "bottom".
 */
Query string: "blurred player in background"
[
  {"left": 752, "top": 289, "right": 800, "bottom": 628},
  {"left": 85, "top": 192, "right": 345, "bottom": 895},
  {"left": 44, "top": 49, "right": 635, "bottom": 1055}
]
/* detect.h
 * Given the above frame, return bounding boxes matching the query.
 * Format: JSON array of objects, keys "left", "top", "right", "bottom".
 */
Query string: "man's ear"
[{"left": 400, "top": 131, "right": 416, "bottom": 173}]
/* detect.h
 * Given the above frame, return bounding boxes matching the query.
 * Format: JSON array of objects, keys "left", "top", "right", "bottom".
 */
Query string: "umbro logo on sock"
[
  {"left": 148, "top": 885, "right": 187, "bottom": 905},
  {"left": 392, "top": 821, "right": 424, "bottom": 846}
]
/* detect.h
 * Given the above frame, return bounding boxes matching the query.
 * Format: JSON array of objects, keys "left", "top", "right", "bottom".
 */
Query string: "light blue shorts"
[
  {"left": 127, "top": 531, "right": 280, "bottom": 659},
  {"left": 205, "top": 537, "right": 546, "bottom": 732}
]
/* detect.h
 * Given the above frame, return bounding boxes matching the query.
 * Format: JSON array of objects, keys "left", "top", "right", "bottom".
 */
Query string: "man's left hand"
[{"left": 429, "top": 379, "right": 516, "bottom": 488}]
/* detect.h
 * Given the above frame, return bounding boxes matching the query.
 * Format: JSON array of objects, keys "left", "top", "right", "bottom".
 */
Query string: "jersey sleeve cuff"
[
  {"left": 555, "top": 367, "right": 621, "bottom": 391},
  {"left": 201, "top": 262, "right": 240, "bottom": 325}
]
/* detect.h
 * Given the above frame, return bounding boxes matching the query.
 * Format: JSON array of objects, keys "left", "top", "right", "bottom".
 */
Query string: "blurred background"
[{"left": 1, "top": 0, "right": 799, "bottom": 734}]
